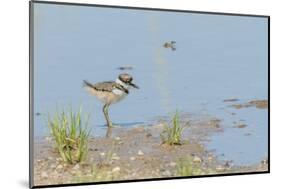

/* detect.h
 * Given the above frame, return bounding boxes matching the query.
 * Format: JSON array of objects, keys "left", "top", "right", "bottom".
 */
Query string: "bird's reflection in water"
[{"left": 103, "top": 121, "right": 145, "bottom": 138}]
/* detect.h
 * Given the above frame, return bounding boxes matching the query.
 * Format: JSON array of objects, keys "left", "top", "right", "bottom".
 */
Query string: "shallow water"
[{"left": 33, "top": 4, "right": 268, "bottom": 165}]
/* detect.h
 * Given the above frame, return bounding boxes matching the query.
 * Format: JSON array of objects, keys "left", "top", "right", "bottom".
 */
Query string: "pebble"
[
  {"left": 146, "top": 133, "right": 152, "bottom": 137},
  {"left": 138, "top": 150, "right": 144, "bottom": 156},
  {"left": 162, "top": 170, "right": 172, "bottom": 176},
  {"left": 169, "top": 162, "right": 177, "bottom": 167},
  {"left": 114, "top": 137, "right": 121, "bottom": 141},
  {"left": 193, "top": 156, "right": 202, "bottom": 163},
  {"left": 111, "top": 154, "right": 120, "bottom": 160},
  {"left": 261, "top": 159, "right": 268, "bottom": 165},
  {"left": 112, "top": 166, "right": 120, "bottom": 173},
  {"left": 50, "top": 164, "right": 56, "bottom": 169},
  {"left": 73, "top": 164, "right": 80, "bottom": 170},
  {"left": 130, "top": 156, "right": 136, "bottom": 161},
  {"left": 216, "top": 165, "right": 225, "bottom": 171},
  {"left": 99, "top": 152, "right": 105, "bottom": 156},
  {"left": 41, "top": 171, "right": 48, "bottom": 178},
  {"left": 56, "top": 157, "right": 62, "bottom": 162},
  {"left": 45, "top": 137, "right": 52, "bottom": 142},
  {"left": 56, "top": 164, "right": 63, "bottom": 170}
]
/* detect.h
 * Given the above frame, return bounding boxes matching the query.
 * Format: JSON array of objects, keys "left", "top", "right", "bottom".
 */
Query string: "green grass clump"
[
  {"left": 48, "top": 107, "right": 90, "bottom": 164},
  {"left": 176, "top": 157, "right": 202, "bottom": 176},
  {"left": 160, "top": 111, "right": 185, "bottom": 145}
]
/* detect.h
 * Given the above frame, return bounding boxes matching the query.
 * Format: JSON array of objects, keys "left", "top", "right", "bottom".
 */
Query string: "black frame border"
[{"left": 29, "top": 1, "right": 270, "bottom": 188}]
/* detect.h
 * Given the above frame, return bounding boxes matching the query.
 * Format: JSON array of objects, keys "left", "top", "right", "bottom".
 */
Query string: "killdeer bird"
[
  {"left": 83, "top": 73, "right": 139, "bottom": 127},
  {"left": 163, "top": 41, "right": 176, "bottom": 51}
]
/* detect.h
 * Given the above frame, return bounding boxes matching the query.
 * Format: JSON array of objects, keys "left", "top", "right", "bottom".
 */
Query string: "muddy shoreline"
[{"left": 33, "top": 113, "right": 268, "bottom": 186}]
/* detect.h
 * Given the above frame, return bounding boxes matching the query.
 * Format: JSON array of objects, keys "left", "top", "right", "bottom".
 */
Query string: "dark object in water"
[
  {"left": 117, "top": 66, "right": 133, "bottom": 70},
  {"left": 35, "top": 112, "right": 41, "bottom": 116},
  {"left": 231, "top": 99, "right": 268, "bottom": 109},
  {"left": 236, "top": 124, "right": 247, "bottom": 129},
  {"left": 223, "top": 98, "right": 239, "bottom": 102},
  {"left": 163, "top": 41, "right": 176, "bottom": 51}
]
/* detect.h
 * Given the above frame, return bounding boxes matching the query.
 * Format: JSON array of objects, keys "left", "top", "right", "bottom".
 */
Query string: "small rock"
[
  {"left": 130, "top": 156, "right": 136, "bottom": 161},
  {"left": 162, "top": 170, "right": 171, "bottom": 176},
  {"left": 193, "top": 156, "right": 202, "bottom": 163},
  {"left": 114, "top": 137, "right": 121, "bottom": 141},
  {"left": 138, "top": 150, "right": 144, "bottom": 156},
  {"left": 111, "top": 154, "right": 120, "bottom": 160},
  {"left": 56, "top": 157, "right": 63, "bottom": 162},
  {"left": 41, "top": 171, "right": 48, "bottom": 178},
  {"left": 224, "top": 161, "right": 232, "bottom": 168},
  {"left": 146, "top": 133, "right": 152, "bottom": 137},
  {"left": 112, "top": 166, "right": 120, "bottom": 173},
  {"left": 50, "top": 164, "right": 56, "bottom": 169},
  {"left": 45, "top": 137, "right": 52, "bottom": 142},
  {"left": 73, "top": 164, "right": 80, "bottom": 170},
  {"left": 63, "top": 163, "right": 68, "bottom": 167},
  {"left": 47, "top": 157, "right": 54, "bottom": 161},
  {"left": 261, "top": 159, "right": 268, "bottom": 165},
  {"left": 56, "top": 164, "right": 63, "bottom": 170},
  {"left": 99, "top": 152, "right": 105, "bottom": 156},
  {"left": 216, "top": 165, "right": 225, "bottom": 172},
  {"left": 169, "top": 162, "right": 177, "bottom": 167}
]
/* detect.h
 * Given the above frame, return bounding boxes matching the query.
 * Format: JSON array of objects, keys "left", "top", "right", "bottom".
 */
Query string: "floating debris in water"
[
  {"left": 163, "top": 41, "right": 176, "bottom": 51},
  {"left": 223, "top": 98, "right": 239, "bottom": 102},
  {"left": 235, "top": 124, "right": 247, "bottom": 129},
  {"left": 117, "top": 65, "right": 133, "bottom": 70}
]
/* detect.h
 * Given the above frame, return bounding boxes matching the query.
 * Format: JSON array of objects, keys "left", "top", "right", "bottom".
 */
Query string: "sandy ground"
[{"left": 33, "top": 112, "right": 268, "bottom": 186}]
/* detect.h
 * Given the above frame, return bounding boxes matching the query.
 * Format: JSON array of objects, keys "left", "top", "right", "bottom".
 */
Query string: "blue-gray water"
[{"left": 33, "top": 4, "right": 268, "bottom": 165}]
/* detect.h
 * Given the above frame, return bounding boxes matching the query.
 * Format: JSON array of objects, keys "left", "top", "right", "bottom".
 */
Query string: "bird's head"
[{"left": 117, "top": 73, "right": 139, "bottom": 89}]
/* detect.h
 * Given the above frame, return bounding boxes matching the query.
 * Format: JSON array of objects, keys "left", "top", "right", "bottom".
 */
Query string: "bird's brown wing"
[{"left": 83, "top": 81, "right": 128, "bottom": 94}]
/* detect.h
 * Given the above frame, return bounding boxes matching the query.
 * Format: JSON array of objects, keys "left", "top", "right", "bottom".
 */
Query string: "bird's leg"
[
  {"left": 105, "top": 127, "right": 112, "bottom": 138},
  {"left": 103, "top": 104, "right": 113, "bottom": 127}
]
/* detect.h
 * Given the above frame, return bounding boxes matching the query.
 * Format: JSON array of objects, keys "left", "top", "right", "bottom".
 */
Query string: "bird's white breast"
[
  {"left": 112, "top": 88, "right": 125, "bottom": 95},
  {"left": 111, "top": 88, "right": 127, "bottom": 103}
]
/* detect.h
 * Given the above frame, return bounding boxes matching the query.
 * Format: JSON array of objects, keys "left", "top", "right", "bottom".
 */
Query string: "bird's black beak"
[{"left": 129, "top": 82, "right": 139, "bottom": 89}]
